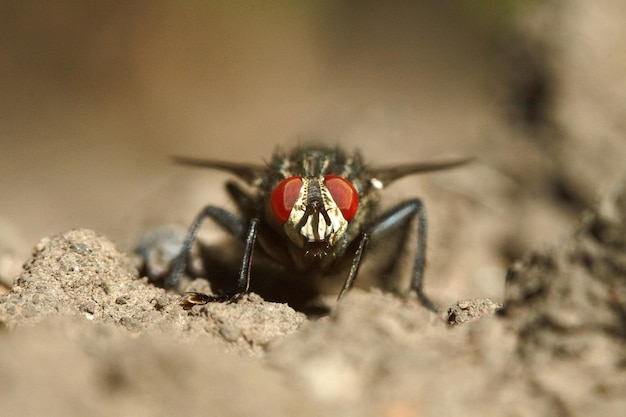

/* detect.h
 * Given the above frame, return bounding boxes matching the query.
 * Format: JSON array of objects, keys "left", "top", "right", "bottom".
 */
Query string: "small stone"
[
  {"left": 70, "top": 243, "right": 89, "bottom": 255},
  {"left": 115, "top": 295, "right": 130, "bottom": 305}
]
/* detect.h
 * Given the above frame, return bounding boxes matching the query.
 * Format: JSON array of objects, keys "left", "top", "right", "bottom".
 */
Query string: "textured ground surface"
[
  {"left": 1, "top": 182, "right": 625, "bottom": 416},
  {"left": 2, "top": 1, "right": 626, "bottom": 416}
]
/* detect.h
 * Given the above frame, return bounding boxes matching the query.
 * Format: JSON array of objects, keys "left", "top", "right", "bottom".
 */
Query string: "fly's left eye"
[
  {"left": 271, "top": 176, "right": 303, "bottom": 224},
  {"left": 325, "top": 175, "right": 359, "bottom": 221}
]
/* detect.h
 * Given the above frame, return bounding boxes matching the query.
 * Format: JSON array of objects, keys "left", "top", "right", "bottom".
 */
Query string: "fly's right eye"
[{"left": 270, "top": 176, "right": 303, "bottom": 224}]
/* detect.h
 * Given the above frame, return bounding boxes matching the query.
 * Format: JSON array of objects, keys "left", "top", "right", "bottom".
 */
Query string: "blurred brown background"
[
  {"left": 2, "top": 1, "right": 625, "bottom": 302},
  {"left": 0, "top": 1, "right": 501, "bottom": 238}
]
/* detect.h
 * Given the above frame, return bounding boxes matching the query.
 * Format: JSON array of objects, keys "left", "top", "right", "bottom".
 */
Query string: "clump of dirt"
[
  {"left": 0, "top": 229, "right": 305, "bottom": 355},
  {"left": 447, "top": 297, "right": 502, "bottom": 326}
]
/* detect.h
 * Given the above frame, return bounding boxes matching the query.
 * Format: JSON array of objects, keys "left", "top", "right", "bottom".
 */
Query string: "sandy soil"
[{"left": 1, "top": 1, "right": 626, "bottom": 416}]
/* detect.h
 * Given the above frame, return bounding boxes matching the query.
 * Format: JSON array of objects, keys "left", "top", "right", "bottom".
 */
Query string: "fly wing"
[
  {"left": 370, "top": 157, "right": 474, "bottom": 187},
  {"left": 172, "top": 156, "right": 268, "bottom": 185}
]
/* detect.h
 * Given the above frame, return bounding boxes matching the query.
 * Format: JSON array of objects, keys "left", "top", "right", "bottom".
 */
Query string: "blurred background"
[{"left": 2, "top": 0, "right": 625, "bottom": 303}]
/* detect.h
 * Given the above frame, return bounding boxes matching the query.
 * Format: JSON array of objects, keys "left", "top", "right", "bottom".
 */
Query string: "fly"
[{"left": 165, "top": 144, "right": 471, "bottom": 313}]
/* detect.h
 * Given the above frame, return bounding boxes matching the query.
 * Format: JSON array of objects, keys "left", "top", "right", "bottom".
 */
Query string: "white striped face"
[{"left": 270, "top": 174, "right": 359, "bottom": 256}]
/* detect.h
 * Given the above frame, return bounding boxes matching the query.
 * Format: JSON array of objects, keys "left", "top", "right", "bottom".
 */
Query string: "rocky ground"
[{"left": 1, "top": 1, "right": 626, "bottom": 416}]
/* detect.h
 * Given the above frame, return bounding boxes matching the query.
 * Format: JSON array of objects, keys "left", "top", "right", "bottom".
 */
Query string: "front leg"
[
  {"left": 337, "top": 199, "right": 439, "bottom": 313},
  {"left": 164, "top": 205, "right": 259, "bottom": 306},
  {"left": 180, "top": 216, "right": 260, "bottom": 309}
]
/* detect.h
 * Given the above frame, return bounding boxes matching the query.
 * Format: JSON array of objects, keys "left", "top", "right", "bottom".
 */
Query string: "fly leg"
[
  {"left": 376, "top": 218, "right": 412, "bottom": 293},
  {"left": 337, "top": 199, "right": 439, "bottom": 313},
  {"left": 164, "top": 205, "right": 259, "bottom": 307}
]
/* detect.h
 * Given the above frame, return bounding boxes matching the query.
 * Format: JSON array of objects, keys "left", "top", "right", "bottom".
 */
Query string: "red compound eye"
[
  {"left": 271, "top": 176, "right": 303, "bottom": 224},
  {"left": 325, "top": 175, "right": 359, "bottom": 221}
]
